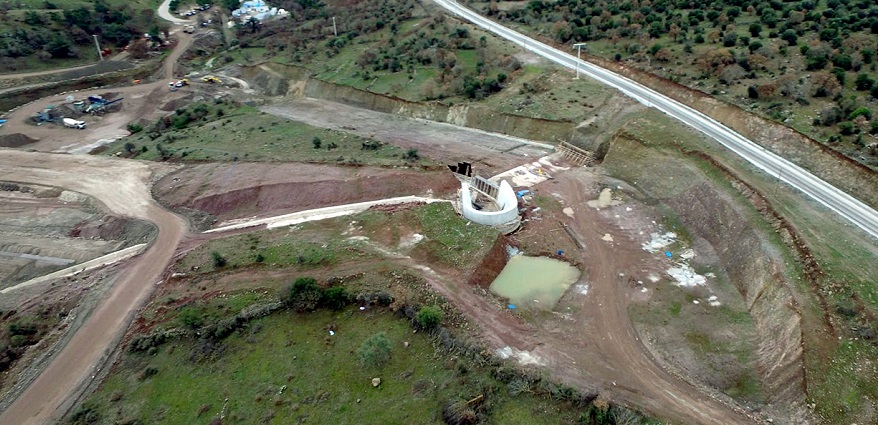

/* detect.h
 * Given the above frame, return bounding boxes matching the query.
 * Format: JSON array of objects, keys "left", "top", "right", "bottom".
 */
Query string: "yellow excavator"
[{"left": 200, "top": 75, "right": 222, "bottom": 84}]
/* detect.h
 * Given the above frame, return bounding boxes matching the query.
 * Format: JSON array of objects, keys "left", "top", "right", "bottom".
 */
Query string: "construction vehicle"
[
  {"left": 174, "top": 78, "right": 190, "bottom": 87},
  {"left": 200, "top": 75, "right": 222, "bottom": 84},
  {"left": 63, "top": 118, "right": 86, "bottom": 129},
  {"left": 85, "top": 96, "right": 123, "bottom": 114},
  {"left": 183, "top": 25, "right": 195, "bottom": 34}
]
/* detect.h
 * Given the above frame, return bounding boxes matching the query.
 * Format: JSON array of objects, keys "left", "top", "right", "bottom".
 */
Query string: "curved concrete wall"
[{"left": 461, "top": 180, "right": 519, "bottom": 226}]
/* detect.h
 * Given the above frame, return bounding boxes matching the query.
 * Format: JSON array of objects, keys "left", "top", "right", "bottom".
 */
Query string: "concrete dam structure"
[{"left": 461, "top": 178, "right": 519, "bottom": 228}]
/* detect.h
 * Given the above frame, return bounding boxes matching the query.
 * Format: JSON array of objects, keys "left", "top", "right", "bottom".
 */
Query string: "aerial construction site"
[{"left": 1, "top": 0, "right": 877, "bottom": 424}]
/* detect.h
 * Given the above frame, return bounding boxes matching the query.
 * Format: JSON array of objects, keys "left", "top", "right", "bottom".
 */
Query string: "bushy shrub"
[
  {"left": 358, "top": 332, "right": 391, "bottom": 368},
  {"left": 211, "top": 251, "right": 227, "bottom": 268},
  {"left": 320, "top": 286, "right": 350, "bottom": 310},
  {"left": 280, "top": 277, "right": 322, "bottom": 312},
  {"left": 416, "top": 305, "right": 444, "bottom": 329}
]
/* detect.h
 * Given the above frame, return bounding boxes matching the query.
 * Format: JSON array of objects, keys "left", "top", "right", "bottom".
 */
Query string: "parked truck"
[{"left": 63, "top": 118, "right": 86, "bottom": 129}]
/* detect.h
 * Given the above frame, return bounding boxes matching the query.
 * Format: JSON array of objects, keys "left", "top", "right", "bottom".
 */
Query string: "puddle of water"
[{"left": 489, "top": 255, "right": 581, "bottom": 309}]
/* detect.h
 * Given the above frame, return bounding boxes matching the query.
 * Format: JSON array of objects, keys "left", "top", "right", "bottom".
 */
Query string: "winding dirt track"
[
  {"left": 0, "top": 155, "right": 186, "bottom": 424},
  {"left": 547, "top": 172, "right": 754, "bottom": 424}
]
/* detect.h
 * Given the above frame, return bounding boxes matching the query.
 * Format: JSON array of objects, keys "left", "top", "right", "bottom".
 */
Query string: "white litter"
[
  {"left": 642, "top": 232, "right": 678, "bottom": 253},
  {"left": 693, "top": 300, "right": 700, "bottom": 304},
  {"left": 667, "top": 263, "right": 707, "bottom": 287}
]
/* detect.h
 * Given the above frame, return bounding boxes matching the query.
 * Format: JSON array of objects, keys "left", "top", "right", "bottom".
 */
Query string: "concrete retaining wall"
[{"left": 461, "top": 180, "right": 519, "bottom": 226}]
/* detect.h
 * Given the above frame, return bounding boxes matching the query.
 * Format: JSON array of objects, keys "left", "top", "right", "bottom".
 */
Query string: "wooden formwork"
[
  {"left": 472, "top": 175, "right": 499, "bottom": 199},
  {"left": 557, "top": 141, "right": 596, "bottom": 166}
]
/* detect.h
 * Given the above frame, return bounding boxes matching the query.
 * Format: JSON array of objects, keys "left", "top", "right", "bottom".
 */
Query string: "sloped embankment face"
[
  {"left": 155, "top": 163, "right": 461, "bottom": 223},
  {"left": 664, "top": 183, "right": 807, "bottom": 415},
  {"left": 240, "top": 63, "right": 574, "bottom": 143},
  {"left": 602, "top": 134, "right": 809, "bottom": 421}
]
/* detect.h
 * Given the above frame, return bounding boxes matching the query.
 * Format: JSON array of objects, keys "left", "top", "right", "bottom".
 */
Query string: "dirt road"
[
  {"left": 0, "top": 31, "right": 193, "bottom": 153},
  {"left": 530, "top": 171, "right": 755, "bottom": 424},
  {"left": 0, "top": 151, "right": 187, "bottom": 424}
]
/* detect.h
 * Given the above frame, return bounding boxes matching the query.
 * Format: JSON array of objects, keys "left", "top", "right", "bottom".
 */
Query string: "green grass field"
[
  {"left": 76, "top": 304, "right": 594, "bottom": 424},
  {"left": 103, "top": 103, "right": 426, "bottom": 166}
]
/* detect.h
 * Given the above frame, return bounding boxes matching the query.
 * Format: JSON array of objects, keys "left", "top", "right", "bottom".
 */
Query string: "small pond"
[{"left": 489, "top": 255, "right": 581, "bottom": 309}]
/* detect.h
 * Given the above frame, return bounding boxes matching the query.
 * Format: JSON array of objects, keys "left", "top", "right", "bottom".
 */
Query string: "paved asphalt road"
[{"left": 433, "top": 0, "right": 878, "bottom": 240}]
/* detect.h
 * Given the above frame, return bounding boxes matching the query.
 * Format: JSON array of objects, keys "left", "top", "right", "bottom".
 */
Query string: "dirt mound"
[
  {"left": 70, "top": 215, "right": 157, "bottom": 246},
  {"left": 156, "top": 163, "right": 461, "bottom": 222},
  {"left": 160, "top": 95, "right": 194, "bottom": 112},
  {"left": 367, "top": 201, "right": 426, "bottom": 213},
  {"left": 192, "top": 173, "right": 458, "bottom": 219},
  {"left": 0, "top": 133, "right": 38, "bottom": 148}
]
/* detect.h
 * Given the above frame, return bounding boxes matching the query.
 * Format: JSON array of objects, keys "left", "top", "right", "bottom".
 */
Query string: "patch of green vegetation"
[
  {"left": 532, "top": 194, "right": 562, "bottom": 211},
  {"left": 413, "top": 203, "right": 499, "bottom": 268},
  {"left": 668, "top": 301, "right": 682, "bottom": 317},
  {"left": 175, "top": 226, "right": 374, "bottom": 275},
  {"left": 77, "top": 307, "right": 595, "bottom": 424},
  {"left": 214, "top": 0, "right": 525, "bottom": 104},
  {"left": 0, "top": 0, "right": 163, "bottom": 73},
  {"left": 103, "top": 101, "right": 425, "bottom": 166}
]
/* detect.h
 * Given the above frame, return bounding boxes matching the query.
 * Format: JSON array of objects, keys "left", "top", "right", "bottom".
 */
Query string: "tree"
[
  {"left": 312, "top": 136, "right": 321, "bottom": 149},
  {"left": 124, "top": 142, "right": 137, "bottom": 153},
  {"left": 722, "top": 32, "right": 738, "bottom": 47},
  {"left": 416, "top": 306, "right": 444, "bottom": 329},
  {"left": 811, "top": 71, "right": 842, "bottom": 98},
  {"left": 855, "top": 74, "right": 875, "bottom": 91},
  {"left": 780, "top": 29, "right": 797, "bottom": 46},
  {"left": 46, "top": 35, "right": 75, "bottom": 58},
  {"left": 358, "top": 332, "right": 391, "bottom": 368},
  {"left": 749, "top": 23, "right": 762, "bottom": 38},
  {"left": 24, "top": 11, "right": 44, "bottom": 26},
  {"left": 246, "top": 16, "right": 260, "bottom": 34},
  {"left": 403, "top": 148, "right": 420, "bottom": 161}
]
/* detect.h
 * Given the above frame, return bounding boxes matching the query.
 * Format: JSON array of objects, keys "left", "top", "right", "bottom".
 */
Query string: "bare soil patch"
[{"left": 154, "top": 162, "right": 461, "bottom": 224}]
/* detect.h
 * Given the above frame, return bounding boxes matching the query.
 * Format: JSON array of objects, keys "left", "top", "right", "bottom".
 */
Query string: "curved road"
[
  {"left": 0, "top": 7, "right": 193, "bottom": 422},
  {"left": 0, "top": 152, "right": 187, "bottom": 425},
  {"left": 433, "top": 0, "right": 878, "bottom": 241},
  {"left": 157, "top": 0, "right": 190, "bottom": 25}
]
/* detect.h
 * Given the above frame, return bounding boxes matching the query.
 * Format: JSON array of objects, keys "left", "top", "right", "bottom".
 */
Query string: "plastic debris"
[
  {"left": 508, "top": 304, "right": 515, "bottom": 309},
  {"left": 665, "top": 251, "right": 672, "bottom": 258}
]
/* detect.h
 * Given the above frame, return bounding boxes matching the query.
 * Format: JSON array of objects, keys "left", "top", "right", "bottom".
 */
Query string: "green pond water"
[{"left": 489, "top": 255, "right": 581, "bottom": 309}]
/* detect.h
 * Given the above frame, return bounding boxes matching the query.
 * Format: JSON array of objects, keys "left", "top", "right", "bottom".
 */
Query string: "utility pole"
[
  {"left": 332, "top": 16, "right": 337, "bottom": 37},
  {"left": 572, "top": 42, "right": 586, "bottom": 79},
  {"left": 93, "top": 35, "right": 103, "bottom": 61}
]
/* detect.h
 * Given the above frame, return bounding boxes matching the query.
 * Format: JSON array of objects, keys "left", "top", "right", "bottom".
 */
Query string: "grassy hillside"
[
  {"left": 487, "top": 0, "right": 878, "bottom": 167},
  {"left": 0, "top": 0, "right": 164, "bottom": 73}
]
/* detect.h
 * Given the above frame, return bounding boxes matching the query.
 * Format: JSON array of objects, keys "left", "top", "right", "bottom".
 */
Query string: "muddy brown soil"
[{"left": 154, "top": 162, "right": 462, "bottom": 224}]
